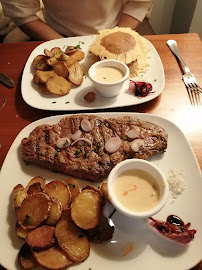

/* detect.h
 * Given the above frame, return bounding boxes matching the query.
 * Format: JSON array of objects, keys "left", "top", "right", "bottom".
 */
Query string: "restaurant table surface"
[{"left": 0, "top": 33, "right": 202, "bottom": 270}]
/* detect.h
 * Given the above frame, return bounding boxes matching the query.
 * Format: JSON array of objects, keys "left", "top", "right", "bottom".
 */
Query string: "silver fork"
[{"left": 167, "top": 40, "right": 202, "bottom": 106}]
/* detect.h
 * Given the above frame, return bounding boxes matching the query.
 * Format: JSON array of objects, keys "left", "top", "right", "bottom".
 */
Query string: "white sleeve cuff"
[{"left": 123, "top": 1, "right": 152, "bottom": 22}]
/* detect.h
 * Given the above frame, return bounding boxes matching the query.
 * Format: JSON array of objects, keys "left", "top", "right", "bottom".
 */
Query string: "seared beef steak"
[{"left": 21, "top": 115, "right": 168, "bottom": 182}]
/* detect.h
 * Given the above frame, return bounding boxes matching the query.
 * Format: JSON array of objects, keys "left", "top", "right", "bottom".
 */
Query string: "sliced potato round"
[
  {"left": 12, "top": 184, "right": 27, "bottom": 212},
  {"left": 33, "top": 73, "right": 40, "bottom": 85},
  {"left": 46, "top": 57, "right": 58, "bottom": 66},
  {"left": 46, "top": 75, "right": 71, "bottom": 96},
  {"left": 100, "top": 182, "right": 111, "bottom": 204},
  {"left": 55, "top": 219, "right": 90, "bottom": 263},
  {"left": 64, "top": 179, "right": 80, "bottom": 201},
  {"left": 69, "top": 50, "right": 85, "bottom": 62},
  {"left": 68, "top": 62, "right": 83, "bottom": 86},
  {"left": 51, "top": 47, "right": 63, "bottom": 59},
  {"left": 33, "top": 244, "right": 72, "bottom": 270},
  {"left": 71, "top": 188, "right": 105, "bottom": 229},
  {"left": 65, "top": 46, "right": 77, "bottom": 54},
  {"left": 45, "top": 198, "right": 62, "bottom": 225},
  {"left": 38, "top": 83, "right": 50, "bottom": 95},
  {"left": 85, "top": 215, "right": 114, "bottom": 243},
  {"left": 58, "top": 208, "right": 72, "bottom": 222},
  {"left": 26, "top": 225, "right": 56, "bottom": 249},
  {"left": 27, "top": 182, "right": 43, "bottom": 195},
  {"left": 18, "top": 193, "right": 52, "bottom": 230},
  {"left": 45, "top": 180, "right": 71, "bottom": 210},
  {"left": 53, "top": 62, "right": 69, "bottom": 78},
  {"left": 32, "top": 55, "right": 48, "bottom": 71},
  {"left": 36, "top": 70, "right": 57, "bottom": 84},
  {"left": 25, "top": 176, "right": 46, "bottom": 193},
  {"left": 18, "top": 243, "right": 38, "bottom": 269},
  {"left": 16, "top": 222, "right": 32, "bottom": 239},
  {"left": 44, "top": 48, "right": 53, "bottom": 58}
]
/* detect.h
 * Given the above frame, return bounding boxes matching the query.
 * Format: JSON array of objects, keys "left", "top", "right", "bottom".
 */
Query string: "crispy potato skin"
[
  {"left": 18, "top": 243, "right": 38, "bottom": 269},
  {"left": 26, "top": 225, "right": 56, "bottom": 249}
]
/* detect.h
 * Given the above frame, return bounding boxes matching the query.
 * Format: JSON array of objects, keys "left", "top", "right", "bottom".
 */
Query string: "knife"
[{"left": 0, "top": 72, "right": 15, "bottom": 88}]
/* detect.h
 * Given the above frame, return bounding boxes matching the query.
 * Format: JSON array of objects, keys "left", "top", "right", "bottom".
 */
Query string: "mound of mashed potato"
[{"left": 88, "top": 27, "right": 149, "bottom": 77}]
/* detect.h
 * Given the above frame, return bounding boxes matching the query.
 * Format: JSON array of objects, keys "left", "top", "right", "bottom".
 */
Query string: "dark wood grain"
[{"left": 0, "top": 33, "right": 202, "bottom": 270}]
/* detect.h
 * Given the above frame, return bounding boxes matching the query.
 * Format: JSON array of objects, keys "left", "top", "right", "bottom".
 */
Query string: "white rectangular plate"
[
  {"left": 0, "top": 113, "right": 201, "bottom": 270},
  {"left": 21, "top": 36, "right": 165, "bottom": 111}
]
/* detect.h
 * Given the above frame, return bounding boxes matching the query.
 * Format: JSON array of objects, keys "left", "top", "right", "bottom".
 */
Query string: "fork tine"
[
  {"left": 186, "top": 85, "right": 194, "bottom": 105},
  {"left": 187, "top": 83, "right": 201, "bottom": 106}
]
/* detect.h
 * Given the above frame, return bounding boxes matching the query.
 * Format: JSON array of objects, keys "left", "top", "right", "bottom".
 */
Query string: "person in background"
[{"left": 0, "top": 0, "right": 152, "bottom": 41}]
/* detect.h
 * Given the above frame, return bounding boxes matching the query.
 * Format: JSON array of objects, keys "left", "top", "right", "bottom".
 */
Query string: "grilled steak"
[{"left": 21, "top": 115, "right": 168, "bottom": 182}]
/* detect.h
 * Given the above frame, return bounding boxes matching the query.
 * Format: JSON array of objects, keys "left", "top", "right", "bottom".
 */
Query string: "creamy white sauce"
[
  {"left": 94, "top": 66, "right": 124, "bottom": 83},
  {"left": 114, "top": 169, "right": 159, "bottom": 212}
]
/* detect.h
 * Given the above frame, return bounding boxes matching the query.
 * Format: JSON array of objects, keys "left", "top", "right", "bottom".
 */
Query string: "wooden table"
[{"left": 0, "top": 33, "right": 202, "bottom": 270}]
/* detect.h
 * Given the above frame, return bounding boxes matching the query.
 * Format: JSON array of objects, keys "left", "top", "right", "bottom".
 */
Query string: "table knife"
[{"left": 0, "top": 72, "right": 15, "bottom": 88}]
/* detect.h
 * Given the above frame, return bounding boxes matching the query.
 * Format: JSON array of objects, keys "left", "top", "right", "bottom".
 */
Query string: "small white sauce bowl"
[
  {"left": 88, "top": 59, "right": 129, "bottom": 98},
  {"left": 107, "top": 159, "right": 169, "bottom": 219}
]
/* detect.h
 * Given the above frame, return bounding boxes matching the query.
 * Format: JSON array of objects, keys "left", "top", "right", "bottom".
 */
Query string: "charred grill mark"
[{"left": 70, "top": 118, "right": 76, "bottom": 134}]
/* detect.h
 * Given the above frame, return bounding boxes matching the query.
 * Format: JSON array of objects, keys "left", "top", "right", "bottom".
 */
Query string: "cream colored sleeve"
[
  {"left": 123, "top": 1, "right": 152, "bottom": 22},
  {"left": 1, "top": 0, "right": 41, "bottom": 26}
]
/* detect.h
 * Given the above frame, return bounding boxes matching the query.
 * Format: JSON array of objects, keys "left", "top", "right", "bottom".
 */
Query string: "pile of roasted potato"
[
  {"left": 12, "top": 176, "right": 114, "bottom": 269},
  {"left": 32, "top": 46, "right": 85, "bottom": 96}
]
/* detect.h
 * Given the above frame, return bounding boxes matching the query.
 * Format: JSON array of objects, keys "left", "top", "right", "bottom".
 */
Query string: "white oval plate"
[
  {"left": 0, "top": 112, "right": 202, "bottom": 270},
  {"left": 21, "top": 36, "right": 165, "bottom": 111}
]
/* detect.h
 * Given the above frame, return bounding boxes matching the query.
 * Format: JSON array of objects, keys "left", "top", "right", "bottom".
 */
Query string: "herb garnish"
[
  {"left": 67, "top": 183, "right": 75, "bottom": 188},
  {"left": 24, "top": 215, "right": 30, "bottom": 225}
]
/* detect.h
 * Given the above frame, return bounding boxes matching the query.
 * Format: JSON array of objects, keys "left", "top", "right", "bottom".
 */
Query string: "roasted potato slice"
[
  {"left": 33, "top": 244, "right": 72, "bottom": 269},
  {"left": 51, "top": 47, "right": 63, "bottom": 59},
  {"left": 68, "top": 62, "right": 83, "bottom": 86},
  {"left": 45, "top": 198, "right": 62, "bottom": 225},
  {"left": 65, "top": 46, "right": 77, "bottom": 54},
  {"left": 58, "top": 208, "right": 72, "bottom": 222},
  {"left": 46, "top": 75, "right": 71, "bottom": 96},
  {"left": 36, "top": 70, "right": 57, "bottom": 84},
  {"left": 55, "top": 219, "right": 90, "bottom": 263},
  {"left": 69, "top": 50, "right": 85, "bottom": 62},
  {"left": 26, "top": 225, "right": 56, "bottom": 249},
  {"left": 85, "top": 215, "right": 114, "bottom": 243},
  {"left": 27, "top": 182, "right": 43, "bottom": 195},
  {"left": 18, "top": 243, "right": 38, "bottom": 269},
  {"left": 38, "top": 83, "right": 50, "bottom": 95},
  {"left": 25, "top": 176, "right": 45, "bottom": 193},
  {"left": 33, "top": 73, "right": 40, "bottom": 85},
  {"left": 59, "top": 53, "right": 69, "bottom": 62},
  {"left": 45, "top": 180, "right": 71, "bottom": 210},
  {"left": 18, "top": 193, "right": 52, "bottom": 230},
  {"left": 44, "top": 48, "right": 53, "bottom": 58},
  {"left": 12, "top": 184, "right": 27, "bottom": 212},
  {"left": 46, "top": 57, "right": 58, "bottom": 66},
  {"left": 53, "top": 62, "right": 69, "bottom": 78},
  {"left": 64, "top": 179, "right": 80, "bottom": 201},
  {"left": 100, "top": 182, "right": 111, "bottom": 204},
  {"left": 16, "top": 222, "right": 32, "bottom": 239},
  {"left": 32, "top": 55, "right": 48, "bottom": 71},
  {"left": 71, "top": 188, "right": 105, "bottom": 229}
]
